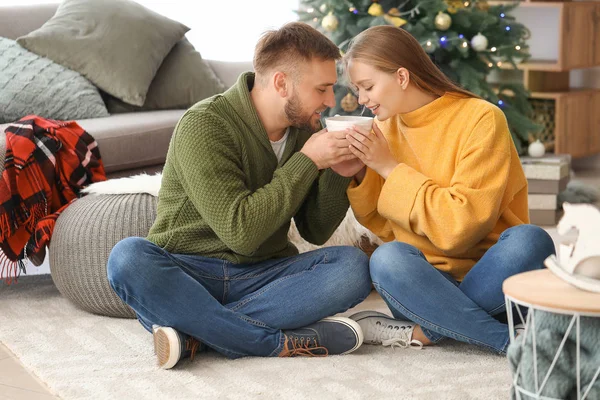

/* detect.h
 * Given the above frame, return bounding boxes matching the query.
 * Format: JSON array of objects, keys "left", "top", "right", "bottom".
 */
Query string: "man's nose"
[{"left": 324, "top": 89, "right": 336, "bottom": 109}]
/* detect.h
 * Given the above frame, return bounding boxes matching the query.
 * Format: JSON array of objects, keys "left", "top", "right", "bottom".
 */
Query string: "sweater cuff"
[
  {"left": 324, "top": 169, "right": 353, "bottom": 193},
  {"left": 347, "top": 167, "right": 382, "bottom": 217},
  {"left": 283, "top": 152, "right": 320, "bottom": 182},
  {"left": 378, "top": 163, "right": 430, "bottom": 231}
]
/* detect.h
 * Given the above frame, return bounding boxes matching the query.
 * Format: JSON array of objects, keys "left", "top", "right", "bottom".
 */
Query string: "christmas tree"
[{"left": 297, "top": 0, "right": 541, "bottom": 154}]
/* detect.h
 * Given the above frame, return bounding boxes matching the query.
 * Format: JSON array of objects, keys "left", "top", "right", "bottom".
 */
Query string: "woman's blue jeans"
[{"left": 369, "top": 224, "right": 556, "bottom": 355}]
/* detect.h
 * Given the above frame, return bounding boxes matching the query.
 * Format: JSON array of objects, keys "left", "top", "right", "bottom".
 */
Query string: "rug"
[{"left": 0, "top": 276, "right": 512, "bottom": 400}]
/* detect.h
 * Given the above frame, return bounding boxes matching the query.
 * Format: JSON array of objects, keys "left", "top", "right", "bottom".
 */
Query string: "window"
[{"left": 6, "top": 0, "right": 300, "bottom": 61}]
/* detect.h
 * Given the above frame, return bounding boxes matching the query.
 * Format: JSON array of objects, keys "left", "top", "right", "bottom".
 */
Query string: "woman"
[{"left": 342, "top": 25, "right": 555, "bottom": 355}]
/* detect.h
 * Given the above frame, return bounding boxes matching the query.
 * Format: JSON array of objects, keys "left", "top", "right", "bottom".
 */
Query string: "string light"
[
  {"left": 497, "top": 61, "right": 502, "bottom": 67},
  {"left": 490, "top": 47, "right": 497, "bottom": 52},
  {"left": 488, "top": 62, "right": 493, "bottom": 68},
  {"left": 459, "top": 34, "right": 464, "bottom": 39},
  {"left": 426, "top": 40, "right": 432, "bottom": 46},
  {"left": 463, "top": 1, "right": 470, "bottom": 6},
  {"left": 462, "top": 41, "right": 468, "bottom": 48},
  {"left": 313, "top": 17, "right": 318, "bottom": 22},
  {"left": 515, "top": 45, "right": 521, "bottom": 50},
  {"left": 440, "top": 36, "right": 447, "bottom": 43},
  {"left": 505, "top": 26, "right": 511, "bottom": 31},
  {"left": 498, "top": 100, "right": 504, "bottom": 106},
  {"left": 500, "top": 13, "right": 505, "bottom": 18},
  {"left": 349, "top": 7, "right": 357, "bottom": 13},
  {"left": 307, "top": 7, "right": 314, "bottom": 13}
]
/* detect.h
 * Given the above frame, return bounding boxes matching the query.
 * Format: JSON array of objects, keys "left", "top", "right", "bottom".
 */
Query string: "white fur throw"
[{"left": 82, "top": 173, "right": 382, "bottom": 252}]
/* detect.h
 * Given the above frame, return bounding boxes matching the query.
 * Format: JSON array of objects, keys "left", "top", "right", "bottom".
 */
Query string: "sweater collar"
[
  {"left": 398, "top": 93, "right": 457, "bottom": 128},
  {"left": 224, "top": 72, "right": 308, "bottom": 161},
  {"left": 223, "top": 72, "right": 273, "bottom": 152}
]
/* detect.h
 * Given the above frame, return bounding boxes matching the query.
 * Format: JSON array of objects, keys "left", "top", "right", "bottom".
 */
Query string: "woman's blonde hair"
[{"left": 344, "top": 25, "right": 477, "bottom": 99}]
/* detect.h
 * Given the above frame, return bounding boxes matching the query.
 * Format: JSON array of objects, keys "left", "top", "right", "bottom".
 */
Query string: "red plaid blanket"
[{"left": 0, "top": 116, "right": 106, "bottom": 283}]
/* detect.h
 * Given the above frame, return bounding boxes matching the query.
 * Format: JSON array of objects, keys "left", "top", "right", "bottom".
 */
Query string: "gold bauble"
[
  {"left": 434, "top": 12, "right": 452, "bottom": 31},
  {"left": 384, "top": 8, "right": 407, "bottom": 27},
  {"left": 321, "top": 12, "right": 339, "bottom": 32},
  {"left": 368, "top": 3, "right": 385, "bottom": 17},
  {"left": 445, "top": 0, "right": 465, "bottom": 14},
  {"left": 475, "top": 0, "right": 490, "bottom": 11},
  {"left": 341, "top": 92, "right": 359, "bottom": 113}
]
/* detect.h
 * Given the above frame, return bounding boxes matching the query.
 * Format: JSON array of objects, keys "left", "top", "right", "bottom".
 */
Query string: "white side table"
[{"left": 503, "top": 269, "right": 600, "bottom": 400}]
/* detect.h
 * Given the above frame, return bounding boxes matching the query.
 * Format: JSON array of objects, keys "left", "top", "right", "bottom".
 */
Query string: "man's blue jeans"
[
  {"left": 369, "top": 224, "right": 556, "bottom": 355},
  {"left": 106, "top": 237, "right": 371, "bottom": 359}
]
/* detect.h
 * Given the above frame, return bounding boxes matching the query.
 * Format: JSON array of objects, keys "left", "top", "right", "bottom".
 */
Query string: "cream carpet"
[{"left": 0, "top": 275, "right": 512, "bottom": 399}]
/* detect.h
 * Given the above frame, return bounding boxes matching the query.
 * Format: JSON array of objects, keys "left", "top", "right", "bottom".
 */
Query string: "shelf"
[
  {"left": 529, "top": 89, "right": 600, "bottom": 158},
  {"left": 489, "top": 1, "right": 600, "bottom": 71}
]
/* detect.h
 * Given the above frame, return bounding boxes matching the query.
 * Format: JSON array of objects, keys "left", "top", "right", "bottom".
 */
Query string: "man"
[{"left": 107, "top": 22, "right": 371, "bottom": 369}]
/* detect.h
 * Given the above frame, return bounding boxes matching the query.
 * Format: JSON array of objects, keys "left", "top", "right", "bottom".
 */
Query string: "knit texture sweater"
[
  {"left": 348, "top": 93, "right": 529, "bottom": 281},
  {"left": 147, "top": 72, "right": 352, "bottom": 263}
]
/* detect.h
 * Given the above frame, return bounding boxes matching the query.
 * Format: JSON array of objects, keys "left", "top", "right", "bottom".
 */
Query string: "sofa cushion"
[
  {"left": 16, "top": 0, "right": 189, "bottom": 106},
  {"left": 0, "top": 38, "right": 109, "bottom": 124},
  {"left": 105, "top": 38, "right": 226, "bottom": 112},
  {"left": 77, "top": 110, "right": 185, "bottom": 173}
]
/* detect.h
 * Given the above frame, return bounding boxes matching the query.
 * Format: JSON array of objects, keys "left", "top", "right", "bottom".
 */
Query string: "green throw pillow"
[
  {"left": 16, "top": 0, "right": 189, "bottom": 106},
  {"left": 0, "top": 38, "right": 109, "bottom": 124},
  {"left": 105, "top": 38, "right": 226, "bottom": 112}
]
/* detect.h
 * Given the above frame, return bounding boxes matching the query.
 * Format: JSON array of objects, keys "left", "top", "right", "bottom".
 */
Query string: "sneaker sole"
[
  {"left": 153, "top": 326, "right": 181, "bottom": 369},
  {"left": 321, "top": 316, "right": 364, "bottom": 355}
]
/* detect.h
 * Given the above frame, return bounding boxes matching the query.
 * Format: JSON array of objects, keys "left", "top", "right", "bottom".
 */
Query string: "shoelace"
[
  {"left": 372, "top": 321, "right": 423, "bottom": 350},
  {"left": 280, "top": 335, "right": 329, "bottom": 357},
  {"left": 185, "top": 337, "right": 201, "bottom": 361}
]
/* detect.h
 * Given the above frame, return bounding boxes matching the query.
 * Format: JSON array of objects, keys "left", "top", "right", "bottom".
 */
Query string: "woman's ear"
[
  {"left": 273, "top": 72, "right": 288, "bottom": 97},
  {"left": 396, "top": 68, "right": 410, "bottom": 90}
]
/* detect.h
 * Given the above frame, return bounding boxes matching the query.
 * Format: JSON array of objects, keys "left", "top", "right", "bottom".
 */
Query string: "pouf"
[{"left": 49, "top": 193, "right": 157, "bottom": 319}]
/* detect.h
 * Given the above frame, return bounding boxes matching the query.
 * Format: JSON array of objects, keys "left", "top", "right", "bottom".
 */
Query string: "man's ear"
[
  {"left": 273, "top": 71, "right": 288, "bottom": 97},
  {"left": 396, "top": 67, "right": 410, "bottom": 90}
]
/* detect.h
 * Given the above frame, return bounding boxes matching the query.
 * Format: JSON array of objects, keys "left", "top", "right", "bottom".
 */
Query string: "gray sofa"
[{"left": 0, "top": 3, "right": 253, "bottom": 178}]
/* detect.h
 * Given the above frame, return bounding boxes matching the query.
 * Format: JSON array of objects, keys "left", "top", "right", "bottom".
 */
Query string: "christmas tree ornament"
[
  {"left": 445, "top": 0, "right": 466, "bottom": 14},
  {"left": 424, "top": 40, "right": 436, "bottom": 54},
  {"left": 434, "top": 12, "right": 452, "bottom": 31},
  {"left": 321, "top": 12, "right": 339, "bottom": 32},
  {"left": 528, "top": 139, "right": 546, "bottom": 157},
  {"left": 341, "top": 92, "right": 359, "bottom": 112},
  {"left": 368, "top": 3, "right": 384, "bottom": 17},
  {"left": 384, "top": 8, "right": 407, "bottom": 27},
  {"left": 319, "top": 4, "right": 328, "bottom": 13},
  {"left": 470, "top": 32, "right": 488, "bottom": 51},
  {"left": 475, "top": 0, "right": 490, "bottom": 11}
]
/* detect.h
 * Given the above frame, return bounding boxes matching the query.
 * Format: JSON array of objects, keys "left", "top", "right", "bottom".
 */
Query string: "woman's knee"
[
  {"left": 369, "top": 242, "right": 422, "bottom": 285},
  {"left": 500, "top": 224, "right": 556, "bottom": 270}
]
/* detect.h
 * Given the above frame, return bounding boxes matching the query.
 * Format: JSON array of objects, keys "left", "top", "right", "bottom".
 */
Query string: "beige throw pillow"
[
  {"left": 17, "top": 0, "right": 189, "bottom": 106},
  {"left": 105, "top": 38, "right": 226, "bottom": 112}
]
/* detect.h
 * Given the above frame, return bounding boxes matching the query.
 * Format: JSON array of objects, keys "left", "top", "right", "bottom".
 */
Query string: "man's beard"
[{"left": 284, "top": 92, "right": 321, "bottom": 133}]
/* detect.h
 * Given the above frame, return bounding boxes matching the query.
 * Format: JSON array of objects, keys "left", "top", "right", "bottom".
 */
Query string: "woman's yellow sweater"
[{"left": 348, "top": 93, "right": 529, "bottom": 281}]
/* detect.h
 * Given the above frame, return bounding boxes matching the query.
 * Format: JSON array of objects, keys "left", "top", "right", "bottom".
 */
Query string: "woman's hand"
[{"left": 346, "top": 123, "right": 398, "bottom": 179}]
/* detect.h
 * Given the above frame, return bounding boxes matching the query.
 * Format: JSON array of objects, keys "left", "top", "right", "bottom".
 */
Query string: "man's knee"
[
  {"left": 106, "top": 237, "right": 152, "bottom": 286},
  {"left": 327, "top": 246, "right": 372, "bottom": 300}
]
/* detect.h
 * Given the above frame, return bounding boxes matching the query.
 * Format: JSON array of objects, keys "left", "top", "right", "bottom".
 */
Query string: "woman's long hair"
[{"left": 344, "top": 25, "right": 477, "bottom": 99}]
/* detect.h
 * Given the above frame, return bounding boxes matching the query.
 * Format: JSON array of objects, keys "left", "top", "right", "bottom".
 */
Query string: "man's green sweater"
[{"left": 147, "top": 72, "right": 352, "bottom": 264}]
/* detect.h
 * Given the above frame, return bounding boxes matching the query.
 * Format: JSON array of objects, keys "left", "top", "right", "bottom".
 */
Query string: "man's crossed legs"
[{"left": 107, "top": 237, "right": 371, "bottom": 368}]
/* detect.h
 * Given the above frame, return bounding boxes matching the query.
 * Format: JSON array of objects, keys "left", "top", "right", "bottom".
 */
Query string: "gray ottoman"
[{"left": 49, "top": 193, "right": 157, "bottom": 318}]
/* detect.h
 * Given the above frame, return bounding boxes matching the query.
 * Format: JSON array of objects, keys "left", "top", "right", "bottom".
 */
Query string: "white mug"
[{"left": 324, "top": 116, "right": 374, "bottom": 132}]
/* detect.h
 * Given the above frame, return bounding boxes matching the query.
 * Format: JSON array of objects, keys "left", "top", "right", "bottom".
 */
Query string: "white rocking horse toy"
[{"left": 544, "top": 202, "right": 600, "bottom": 293}]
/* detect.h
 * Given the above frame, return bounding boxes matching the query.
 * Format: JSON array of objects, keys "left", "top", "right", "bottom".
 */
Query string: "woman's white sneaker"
[{"left": 349, "top": 311, "right": 423, "bottom": 350}]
